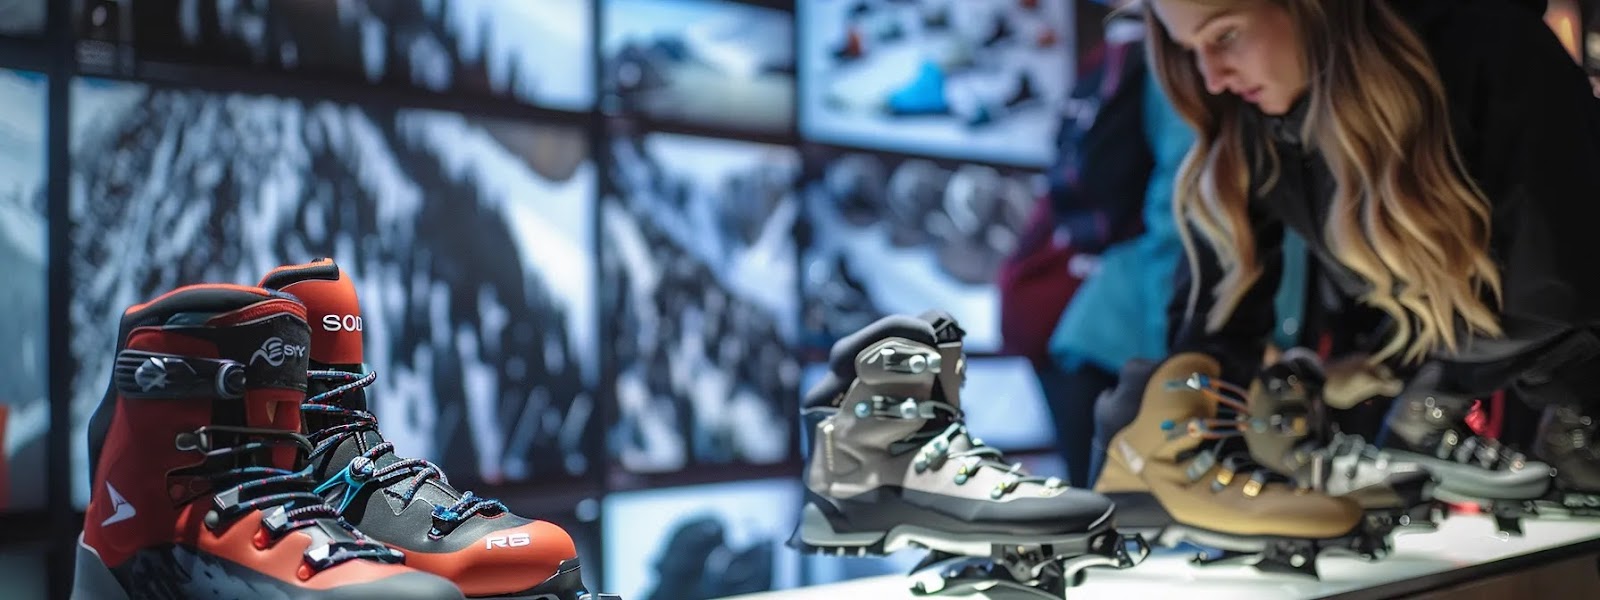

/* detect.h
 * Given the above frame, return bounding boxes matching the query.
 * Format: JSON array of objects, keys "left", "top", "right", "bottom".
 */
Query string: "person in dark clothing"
[
  {"left": 1142, "top": 0, "right": 1600, "bottom": 495},
  {"left": 1020, "top": 0, "right": 1314, "bottom": 488}
]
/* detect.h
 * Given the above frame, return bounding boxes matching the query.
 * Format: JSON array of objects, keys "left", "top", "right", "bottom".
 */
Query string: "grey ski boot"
[
  {"left": 1230, "top": 350, "right": 1442, "bottom": 540},
  {"left": 791, "top": 312, "right": 1147, "bottom": 599},
  {"left": 1378, "top": 365, "right": 1555, "bottom": 534}
]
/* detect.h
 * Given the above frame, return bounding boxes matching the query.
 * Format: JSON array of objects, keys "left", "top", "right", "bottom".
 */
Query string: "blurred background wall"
[{"left": 0, "top": 1, "right": 1595, "bottom": 598}]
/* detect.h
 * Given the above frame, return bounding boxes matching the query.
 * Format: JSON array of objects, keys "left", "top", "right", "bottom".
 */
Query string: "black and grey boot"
[
  {"left": 792, "top": 312, "right": 1147, "bottom": 599},
  {"left": 1378, "top": 367, "right": 1554, "bottom": 534}
]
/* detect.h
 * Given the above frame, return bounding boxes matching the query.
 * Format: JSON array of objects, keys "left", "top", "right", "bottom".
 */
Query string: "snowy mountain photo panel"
[
  {"left": 602, "top": 0, "right": 796, "bottom": 135},
  {"left": 0, "top": 68, "right": 49, "bottom": 513},
  {"left": 75, "top": 0, "right": 595, "bottom": 112},
  {"left": 600, "top": 126, "right": 802, "bottom": 476},
  {"left": 68, "top": 77, "right": 602, "bottom": 507}
]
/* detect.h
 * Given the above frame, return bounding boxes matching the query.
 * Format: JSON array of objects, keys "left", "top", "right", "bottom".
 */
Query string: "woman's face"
[{"left": 1152, "top": 0, "right": 1309, "bottom": 115}]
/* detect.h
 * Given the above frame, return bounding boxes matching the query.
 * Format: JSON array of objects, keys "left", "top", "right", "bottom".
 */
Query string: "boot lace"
[
  {"left": 175, "top": 425, "right": 402, "bottom": 570},
  {"left": 303, "top": 370, "right": 506, "bottom": 529}
]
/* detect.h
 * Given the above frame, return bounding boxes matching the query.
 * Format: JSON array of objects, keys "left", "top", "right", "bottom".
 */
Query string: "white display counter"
[{"left": 725, "top": 515, "right": 1600, "bottom": 600}]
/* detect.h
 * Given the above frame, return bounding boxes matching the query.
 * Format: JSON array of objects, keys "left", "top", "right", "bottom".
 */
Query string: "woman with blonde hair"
[{"left": 1135, "top": 0, "right": 1600, "bottom": 519}]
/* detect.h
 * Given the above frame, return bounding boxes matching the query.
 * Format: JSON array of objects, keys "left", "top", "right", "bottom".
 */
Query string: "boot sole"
[
  {"left": 71, "top": 535, "right": 129, "bottom": 600},
  {"left": 1099, "top": 491, "right": 1391, "bottom": 562},
  {"left": 790, "top": 501, "right": 1137, "bottom": 564},
  {"left": 469, "top": 557, "right": 614, "bottom": 600},
  {"left": 72, "top": 534, "right": 469, "bottom": 599}
]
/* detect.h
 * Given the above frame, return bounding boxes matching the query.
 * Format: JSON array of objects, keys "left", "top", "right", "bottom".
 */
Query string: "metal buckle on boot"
[
  {"left": 210, "top": 486, "right": 250, "bottom": 525},
  {"left": 305, "top": 541, "right": 404, "bottom": 572},
  {"left": 990, "top": 475, "right": 1021, "bottom": 499},
  {"left": 1435, "top": 430, "right": 1461, "bottom": 460},
  {"left": 115, "top": 350, "right": 247, "bottom": 400},
  {"left": 1243, "top": 472, "right": 1267, "bottom": 497},
  {"left": 954, "top": 459, "right": 977, "bottom": 485},
  {"left": 261, "top": 505, "right": 294, "bottom": 538},
  {"left": 1212, "top": 467, "right": 1235, "bottom": 492},
  {"left": 175, "top": 429, "right": 212, "bottom": 452},
  {"left": 876, "top": 344, "right": 943, "bottom": 375}
]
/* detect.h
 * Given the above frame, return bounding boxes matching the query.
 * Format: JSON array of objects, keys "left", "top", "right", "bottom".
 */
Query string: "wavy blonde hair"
[{"left": 1147, "top": 0, "right": 1503, "bottom": 363}]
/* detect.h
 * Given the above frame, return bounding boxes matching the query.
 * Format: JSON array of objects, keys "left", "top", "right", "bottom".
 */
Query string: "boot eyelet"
[{"left": 1242, "top": 479, "right": 1264, "bottom": 497}]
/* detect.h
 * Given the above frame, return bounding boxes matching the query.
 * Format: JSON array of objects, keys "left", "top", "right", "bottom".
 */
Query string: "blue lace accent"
[{"left": 305, "top": 370, "right": 506, "bottom": 523}]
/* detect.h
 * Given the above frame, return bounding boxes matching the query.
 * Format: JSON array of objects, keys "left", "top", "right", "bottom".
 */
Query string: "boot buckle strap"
[{"left": 115, "top": 350, "right": 247, "bottom": 400}]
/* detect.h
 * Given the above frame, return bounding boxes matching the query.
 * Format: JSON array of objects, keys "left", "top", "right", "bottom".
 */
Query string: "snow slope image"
[
  {"left": 798, "top": 146, "right": 1039, "bottom": 353},
  {"left": 602, "top": 478, "right": 803, "bottom": 599},
  {"left": 800, "top": 0, "right": 1072, "bottom": 166},
  {"left": 603, "top": 0, "right": 795, "bottom": 134},
  {"left": 79, "top": 0, "right": 594, "bottom": 111},
  {"left": 69, "top": 78, "right": 600, "bottom": 507},
  {"left": 0, "top": 69, "right": 48, "bottom": 512},
  {"left": 601, "top": 128, "right": 801, "bottom": 475}
]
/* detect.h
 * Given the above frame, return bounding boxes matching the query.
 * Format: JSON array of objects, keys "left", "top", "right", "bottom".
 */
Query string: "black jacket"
[
  {"left": 1048, "top": 17, "right": 1154, "bottom": 253},
  {"left": 1169, "top": 0, "right": 1600, "bottom": 399}
]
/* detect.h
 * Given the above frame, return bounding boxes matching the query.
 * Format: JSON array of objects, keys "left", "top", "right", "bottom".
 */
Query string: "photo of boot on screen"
[
  {"left": 67, "top": 78, "right": 602, "bottom": 508},
  {"left": 601, "top": 478, "right": 802, "bottom": 599},
  {"left": 601, "top": 128, "right": 801, "bottom": 476},
  {"left": 799, "top": 0, "right": 1072, "bottom": 166}
]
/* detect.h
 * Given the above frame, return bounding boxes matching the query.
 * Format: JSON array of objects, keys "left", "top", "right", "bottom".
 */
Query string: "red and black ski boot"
[
  {"left": 75, "top": 283, "right": 461, "bottom": 599},
  {"left": 259, "top": 259, "right": 615, "bottom": 600}
]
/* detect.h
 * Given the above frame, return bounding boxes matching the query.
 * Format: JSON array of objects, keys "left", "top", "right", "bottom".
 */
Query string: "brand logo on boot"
[
  {"left": 486, "top": 533, "right": 531, "bottom": 549},
  {"left": 251, "top": 337, "right": 308, "bottom": 367},
  {"left": 134, "top": 357, "right": 169, "bottom": 391},
  {"left": 102, "top": 482, "right": 137, "bottom": 526},
  {"left": 322, "top": 314, "right": 363, "bottom": 332}
]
